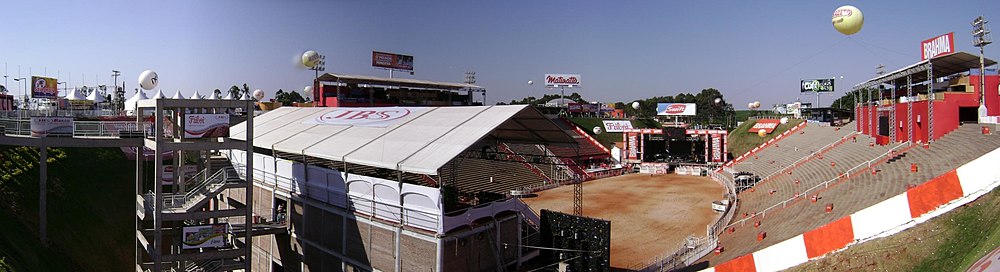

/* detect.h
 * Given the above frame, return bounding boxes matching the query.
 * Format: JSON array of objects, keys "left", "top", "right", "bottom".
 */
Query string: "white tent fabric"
[
  {"left": 171, "top": 90, "right": 186, "bottom": 99},
  {"left": 124, "top": 90, "right": 149, "bottom": 113},
  {"left": 230, "top": 105, "right": 575, "bottom": 175},
  {"left": 190, "top": 91, "right": 203, "bottom": 100},
  {"left": 223, "top": 92, "right": 235, "bottom": 100},
  {"left": 65, "top": 88, "right": 87, "bottom": 100},
  {"left": 152, "top": 90, "right": 166, "bottom": 99},
  {"left": 208, "top": 91, "right": 220, "bottom": 100},
  {"left": 86, "top": 90, "right": 107, "bottom": 103},
  {"left": 239, "top": 92, "right": 251, "bottom": 100}
]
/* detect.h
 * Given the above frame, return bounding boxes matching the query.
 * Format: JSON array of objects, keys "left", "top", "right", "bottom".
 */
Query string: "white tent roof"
[
  {"left": 125, "top": 90, "right": 149, "bottom": 112},
  {"left": 171, "top": 90, "right": 186, "bottom": 99},
  {"left": 151, "top": 90, "right": 166, "bottom": 99},
  {"left": 65, "top": 88, "right": 87, "bottom": 100},
  {"left": 190, "top": 91, "right": 203, "bottom": 100},
  {"left": 86, "top": 90, "right": 106, "bottom": 102},
  {"left": 231, "top": 105, "right": 576, "bottom": 175},
  {"left": 239, "top": 92, "right": 251, "bottom": 100},
  {"left": 223, "top": 92, "right": 234, "bottom": 100},
  {"left": 208, "top": 91, "right": 220, "bottom": 100}
]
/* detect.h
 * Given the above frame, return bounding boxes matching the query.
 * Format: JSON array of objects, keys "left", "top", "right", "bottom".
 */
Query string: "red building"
[
  {"left": 311, "top": 73, "right": 486, "bottom": 107},
  {"left": 853, "top": 52, "right": 997, "bottom": 144}
]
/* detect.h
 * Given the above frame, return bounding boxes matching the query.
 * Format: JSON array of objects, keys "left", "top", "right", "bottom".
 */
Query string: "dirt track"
[{"left": 524, "top": 173, "right": 724, "bottom": 270}]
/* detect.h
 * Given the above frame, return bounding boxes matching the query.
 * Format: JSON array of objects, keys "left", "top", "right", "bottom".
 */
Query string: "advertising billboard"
[
  {"left": 921, "top": 32, "right": 954, "bottom": 60},
  {"left": 31, "top": 76, "right": 59, "bottom": 99},
  {"left": 544, "top": 74, "right": 581, "bottom": 88},
  {"left": 305, "top": 107, "right": 426, "bottom": 128},
  {"left": 30, "top": 117, "right": 73, "bottom": 137},
  {"left": 184, "top": 114, "right": 230, "bottom": 138},
  {"left": 801, "top": 78, "right": 835, "bottom": 92},
  {"left": 182, "top": 224, "right": 228, "bottom": 249},
  {"left": 656, "top": 103, "right": 696, "bottom": 116},
  {"left": 627, "top": 133, "right": 638, "bottom": 161},
  {"left": 602, "top": 120, "right": 634, "bottom": 132},
  {"left": 711, "top": 134, "right": 722, "bottom": 162},
  {"left": 748, "top": 119, "right": 781, "bottom": 134},
  {"left": 372, "top": 51, "right": 414, "bottom": 71}
]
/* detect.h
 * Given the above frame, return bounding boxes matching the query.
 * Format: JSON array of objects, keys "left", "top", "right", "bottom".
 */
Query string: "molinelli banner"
[
  {"left": 181, "top": 224, "right": 228, "bottom": 249},
  {"left": 748, "top": 119, "right": 781, "bottom": 134},
  {"left": 305, "top": 107, "right": 426, "bottom": 127},
  {"left": 801, "top": 78, "right": 835, "bottom": 92},
  {"left": 921, "top": 32, "right": 954, "bottom": 60},
  {"left": 184, "top": 114, "right": 230, "bottom": 138},
  {"left": 372, "top": 51, "right": 414, "bottom": 71},
  {"left": 30, "top": 116, "right": 73, "bottom": 137},
  {"left": 656, "top": 103, "right": 696, "bottom": 116},
  {"left": 31, "top": 76, "right": 58, "bottom": 99},
  {"left": 602, "top": 120, "right": 634, "bottom": 132},
  {"left": 544, "top": 74, "right": 581, "bottom": 88}
]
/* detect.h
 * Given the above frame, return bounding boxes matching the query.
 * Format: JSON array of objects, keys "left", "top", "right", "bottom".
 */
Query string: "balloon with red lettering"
[
  {"left": 758, "top": 129, "right": 766, "bottom": 137},
  {"left": 252, "top": 89, "right": 265, "bottom": 101},
  {"left": 302, "top": 50, "right": 320, "bottom": 68},
  {"left": 138, "top": 70, "right": 158, "bottom": 91},
  {"left": 832, "top": 5, "right": 863, "bottom": 35}
]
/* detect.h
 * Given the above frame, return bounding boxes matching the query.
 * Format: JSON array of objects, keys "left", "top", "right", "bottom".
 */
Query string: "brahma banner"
[
  {"left": 602, "top": 120, "right": 634, "bottom": 132},
  {"left": 656, "top": 103, "right": 696, "bottom": 116},
  {"left": 748, "top": 119, "right": 781, "bottom": 134},
  {"left": 305, "top": 107, "right": 425, "bottom": 127},
  {"left": 182, "top": 224, "right": 228, "bottom": 249},
  {"left": 30, "top": 117, "right": 73, "bottom": 137},
  {"left": 372, "top": 51, "right": 414, "bottom": 71},
  {"left": 921, "top": 32, "right": 954, "bottom": 60},
  {"left": 544, "top": 74, "right": 581, "bottom": 88},
  {"left": 31, "top": 76, "right": 58, "bottom": 99},
  {"left": 184, "top": 114, "right": 230, "bottom": 138}
]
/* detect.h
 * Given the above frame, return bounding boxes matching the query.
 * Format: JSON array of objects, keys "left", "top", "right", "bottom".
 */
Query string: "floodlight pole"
[{"left": 973, "top": 16, "right": 992, "bottom": 118}]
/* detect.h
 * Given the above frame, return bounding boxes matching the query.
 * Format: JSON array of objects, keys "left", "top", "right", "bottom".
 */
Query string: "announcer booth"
[
  {"left": 622, "top": 128, "right": 728, "bottom": 173},
  {"left": 312, "top": 73, "right": 486, "bottom": 107}
]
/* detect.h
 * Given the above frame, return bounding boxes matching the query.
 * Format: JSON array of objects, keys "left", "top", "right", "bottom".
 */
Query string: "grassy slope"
[
  {"left": 0, "top": 147, "right": 134, "bottom": 272},
  {"left": 788, "top": 187, "right": 1000, "bottom": 272},
  {"left": 567, "top": 117, "right": 660, "bottom": 148},
  {"left": 726, "top": 119, "right": 805, "bottom": 156}
]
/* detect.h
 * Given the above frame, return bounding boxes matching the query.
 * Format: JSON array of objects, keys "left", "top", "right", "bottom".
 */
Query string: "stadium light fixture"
[{"left": 972, "top": 15, "right": 992, "bottom": 118}]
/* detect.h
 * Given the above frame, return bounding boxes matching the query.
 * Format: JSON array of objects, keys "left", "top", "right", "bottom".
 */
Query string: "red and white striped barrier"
[{"left": 704, "top": 146, "right": 1000, "bottom": 272}]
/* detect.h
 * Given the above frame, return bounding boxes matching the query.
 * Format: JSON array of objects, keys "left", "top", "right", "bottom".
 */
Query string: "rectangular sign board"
[
  {"left": 656, "top": 103, "right": 696, "bottom": 116},
  {"left": 921, "top": 32, "right": 954, "bottom": 60},
  {"left": 748, "top": 119, "right": 781, "bottom": 134},
  {"left": 801, "top": 78, "right": 835, "bottom": 92},
  {"left": 184, "top": 114, "right": 230, "bottom": 138},
  {"left": 544, "top": 74, "right": 581, "bottom": 88},
  {"left": 602, "top": 120, "right": 634, "bottom": 132},
  {"left": 31, "top": 76, "right": 59, "bottom": 99},
  {"left": 182, "top": 224, "right": 228, "bottom": 249},
  {"left": 372, "top": 51, "right": 414, "bottom": 71},
  {"left": 30, "top": 116, "right": 73, "bottom": 137}
]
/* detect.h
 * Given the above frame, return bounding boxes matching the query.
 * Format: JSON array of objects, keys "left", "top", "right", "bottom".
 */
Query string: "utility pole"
[
  {"left": 973, "top": 16, "right": 992, "bottom": 118},
  {"left": 112, "top": 70, "right": 121, "bottom": 112}
]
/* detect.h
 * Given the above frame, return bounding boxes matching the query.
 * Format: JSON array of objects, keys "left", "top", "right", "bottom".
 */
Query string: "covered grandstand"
[
  {"left": 225, "top": 105, "right": 595, "bottom": 271},
  {"left": 312, "top": 73, "right": 486, "bottom": 107}
]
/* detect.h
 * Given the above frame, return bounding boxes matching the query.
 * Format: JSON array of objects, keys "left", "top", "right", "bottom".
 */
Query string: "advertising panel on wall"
[
  {"left": 181, "top": 224, "right": 229, "bottom": 249},
  {"left": 602, "top": 120, "right": 634, "bottom": 132},
  {"left": 567, "top": 103, "right": 584, "bottom": 113},
  {"left": 748, "top": 119, "right": 781, "bottom": 134},
  {"left": 184, "top": 114, "right": 230, "bottom": 138},
  {"left": 30, "top": 116, "right": 73, "bottom": 137},
  {"left": 656, "top": 103, "right": 696, "bottom": 116},
  {"left": 711, "top": 134, "right": 723, "bottom": 162},
  {"left": 800, "top": 78, "right": 835, "bottom": 92},
  {"left": 544, "top": 74, "right": 581, "bottom": 88},
  {"left": 921, "top": 32, "right": 954, "bottom": 60},
  {"left": 31, "top": 76, "right": 59, "bottom": 99},
  {"left": 372, "top": 51, "right": 414, "bottom": 71},
  {"left": 304, "top": 107, "right": 426, "bottom": 128},
  {"left": 627, "top": 133, "right": 638, "bottom": 161}
]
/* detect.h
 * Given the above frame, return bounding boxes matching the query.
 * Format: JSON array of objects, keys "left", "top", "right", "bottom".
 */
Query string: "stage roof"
[
  {"left": 231, "top": 105, "right": 576, "bottom": 175},
  {"left": 317, "top": 73, "right": 484, "bottom": 91},
  {"left": 853, "top": 52, "right": 996, "bottom": 91}
]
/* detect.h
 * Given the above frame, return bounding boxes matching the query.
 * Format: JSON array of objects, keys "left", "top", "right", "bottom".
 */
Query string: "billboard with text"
[
  {"left": 921, "top": 32, "right": 954, "bottom": 60},
  {"left": 372, "top": 51, "right": 414, "bottom": 71},
  {"left": 544, "top": 74, "right": 581, "bottom": 88},
  {"left": 656, "top": 103, "right": 696, "bottom": 116},
  {"left": 182, "top": 224, "right": 228, "bottom": 249},
  {"left": 31, "top": 76, "right": 59, "bottom": 99},
  {"left": 801, "top": 78, "right": 834, "bottom": 92},
  {"left": 602, "top": 120, "right": 633, "bottom": 132}
]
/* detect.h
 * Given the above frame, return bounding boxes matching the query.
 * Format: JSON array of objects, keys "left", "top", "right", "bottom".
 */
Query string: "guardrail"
[
  {"left": 725, "top": 142, "right": 909, "bottom": 229},
  {"left": 0, "top": 117, "right": 148, "bottom": 138},
  {"left": 147, "top": 167, "right": 239, "bottom": 210}
]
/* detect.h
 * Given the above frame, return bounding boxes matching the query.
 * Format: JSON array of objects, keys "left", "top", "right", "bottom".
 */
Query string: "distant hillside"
[
  {"left": 0, "top": 147, "right": 134, "bottom": 272},
  {"left": 726, "top": 119, "right": 805, "bottom": 156}
]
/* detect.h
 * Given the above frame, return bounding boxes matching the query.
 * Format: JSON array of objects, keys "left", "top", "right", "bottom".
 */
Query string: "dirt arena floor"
[{"left": 523, "top": 173, "right": 724, "bottom": 270}]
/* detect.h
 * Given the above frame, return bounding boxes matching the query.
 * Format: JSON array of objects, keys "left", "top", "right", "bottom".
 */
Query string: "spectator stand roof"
[
  {"left": 317, "top": 73, "right": 484, "bottom": 91},
  {"left": 852, "top": 51, "right": 996, "bottom": 92},
  {"left": 231, "top": 105, "right": 576, "bottom": 175}
]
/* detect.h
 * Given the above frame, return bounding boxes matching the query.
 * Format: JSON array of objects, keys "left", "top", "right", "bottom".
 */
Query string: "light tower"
[{"left": 973, "top": 15, "right": 992, "bottom": 119}]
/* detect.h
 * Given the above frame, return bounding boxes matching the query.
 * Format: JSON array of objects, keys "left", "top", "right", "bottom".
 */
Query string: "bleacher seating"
[
  {"left": 707, "top": 124, "right": 1000, "bottom": 265},
  {"left": 438, "top": 157, "right": 547, "bottom": 195},
  {"left": 729, "top": 124, "right": 855, "bottom": 179},
  {"left": 547, "top": 118, "right": 610, "bottom": 159}
]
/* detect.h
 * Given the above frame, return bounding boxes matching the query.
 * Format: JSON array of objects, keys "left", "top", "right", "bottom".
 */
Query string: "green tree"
[
  {"left": 275, "top": 89, "right": 306, "bottom": 105},
  {"left": 213, "top": 89, "right": 222, "bottom": 98},
  {"left": 228, "top": 85, "right": 241, "bottom": 98}
]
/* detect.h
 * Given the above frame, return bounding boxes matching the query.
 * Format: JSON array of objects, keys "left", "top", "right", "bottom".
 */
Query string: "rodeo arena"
[{"left": 1, "top": 18, "right": 1000, "bottom": 272}]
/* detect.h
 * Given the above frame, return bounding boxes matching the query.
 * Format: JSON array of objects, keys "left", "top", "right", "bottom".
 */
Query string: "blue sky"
[{"left": 1, "top": 1, "right": 997, "bottom": 108}]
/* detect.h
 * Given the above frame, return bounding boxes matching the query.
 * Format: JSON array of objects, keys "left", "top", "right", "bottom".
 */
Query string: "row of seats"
[
  {"left": 729, "top": 124, "right": 855, "bottom": 179},
  {"left": 438, "top": 157, "right": 546, "bottom": 195}
]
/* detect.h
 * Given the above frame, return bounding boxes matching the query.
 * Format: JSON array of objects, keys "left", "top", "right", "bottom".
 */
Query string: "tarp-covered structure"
[{"left": 231, "top": 105, "right": 576, "bottom": 175}]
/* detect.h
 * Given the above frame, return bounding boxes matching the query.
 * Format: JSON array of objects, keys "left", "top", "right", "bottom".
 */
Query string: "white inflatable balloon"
[
  {"left": 748, "top": 102, "right": 755, "bottom": 109},
  {"left": 527, "top": 80, "right": 533, "bottom": 85},
  {"left": 302, "top": 50, "right": 320, "bottom": 68},
  {"left": 832, "top": 5, "right": 864, "bottom": 35},
  {"left": 714, "top": 97, "right": 722, "bottom": 104},
  {"left": 253, "top": 89, "right": 265, "bottom": 101},
  {"left": 304, "top": 86, "right": 314, "bottom": 94},
  {"left": 138, "top": 70, "right": 158, "bottom": 91},
  {"left": 753, "top": 101, "right": 761, "bottom": 109},
  {"left": 780, "top": 117, "right": 789, "bottom": 124},
  {"left": 593, "top": 126, "right": 603, "bottom": 135},
  {"left": 631, "top": 101, "right": 640, "bottom": 110}
]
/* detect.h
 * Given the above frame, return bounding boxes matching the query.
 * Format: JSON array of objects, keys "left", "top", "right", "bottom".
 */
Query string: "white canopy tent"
[
  {"left": 65, "top": 88, "right": 87, "bottom": 100},
  {"left": 230, "top": 105, "right": 576, "bottom": 175},
  {"left": 86, "top": 89, "right": 107, "bottom": 103},
  {"left": 151, "top": 90, "right": 166, "bottom": 99},
  {"left": 124, "top": 90, "right": 149, "bottom": 113},
  {"left": 171, "top": 90, "right": 186, "bottom": 99},
  {"left": 190, "top": 91, "right": 203, "bottom": 100}
]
